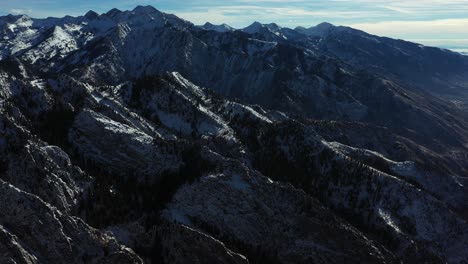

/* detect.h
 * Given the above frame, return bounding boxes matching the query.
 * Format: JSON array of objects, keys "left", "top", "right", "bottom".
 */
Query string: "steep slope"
[
  {"left": 0, "top": 179, "right": 142, "bottom": 264},
  {"left": 163, "top": 155, "right": 397, "bottom": 264},
  {"left": 24, "top": 9, "right": 465, "bottom": 157},
  {"left": 2, "top": 60, "right": 468, "bottom": 262},
  {"left": 294, "top": 23, "right": 468, "bottom": 102}
]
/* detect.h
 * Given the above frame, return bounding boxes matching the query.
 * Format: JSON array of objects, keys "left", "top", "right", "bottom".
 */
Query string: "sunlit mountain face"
[{"left": 0, "top": 4, "right": 468, "bottom": 264}]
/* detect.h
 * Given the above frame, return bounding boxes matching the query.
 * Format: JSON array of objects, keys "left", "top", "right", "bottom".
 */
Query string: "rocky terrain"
[{"left": 1, "top": 5, "right": 468, "bottom": 263}]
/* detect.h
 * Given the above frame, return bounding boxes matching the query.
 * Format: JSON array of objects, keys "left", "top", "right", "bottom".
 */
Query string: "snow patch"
[
  {"left": 224, "top": 102, "right": 272, "bottom": 124},
  {"left": 377, "top": 208, "right": 402, "bottom": 233}
]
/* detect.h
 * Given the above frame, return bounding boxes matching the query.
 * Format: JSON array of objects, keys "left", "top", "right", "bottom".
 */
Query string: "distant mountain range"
[
  {"left": 450, "top": 48, "right": 468, "bottom": 55},
  {"left": 198, "top": 23, "right": 468, "bottom": 56},
  {"left": 1, "top": 5, "right": 468, "bottom": 264}
]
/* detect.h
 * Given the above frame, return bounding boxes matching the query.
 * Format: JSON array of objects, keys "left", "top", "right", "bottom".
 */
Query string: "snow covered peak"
[
  {"left": 103, "top": 5, "right": 191, "bottom": 29},
  {"left": 13, "top": 14, "right": 31, "bottom": 21},
  {"left": 2, "top": 14, "right": 33, "bottom": 27}
]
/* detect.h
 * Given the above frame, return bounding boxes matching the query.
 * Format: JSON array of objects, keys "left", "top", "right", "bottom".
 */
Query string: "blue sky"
[{"left": 1, "top": 0, "right": 468, "bottom": 48}]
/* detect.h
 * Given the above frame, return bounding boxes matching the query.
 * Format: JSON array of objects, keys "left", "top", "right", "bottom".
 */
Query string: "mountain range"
[{"left": 1, "top": 5, "right": 468, "bottom": 264}]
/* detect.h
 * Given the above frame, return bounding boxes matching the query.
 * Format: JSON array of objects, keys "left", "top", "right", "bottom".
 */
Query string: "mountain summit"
[{"left": 200, "top": 22, "right": 234, "bottom": 32}]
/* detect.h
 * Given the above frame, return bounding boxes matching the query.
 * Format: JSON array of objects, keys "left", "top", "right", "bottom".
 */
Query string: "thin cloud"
[
  {"left": 171, "top": 5, "right": 387, "bottom": 27},
  {"left": 350, "top": 18, "right": 468, "bottom": 41},
  {"left": 10, "top": 8, "right": 32, "bottom": 15}
]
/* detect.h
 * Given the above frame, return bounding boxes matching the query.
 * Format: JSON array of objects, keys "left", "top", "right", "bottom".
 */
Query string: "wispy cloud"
[
  {"left": 350, "top": 18, "right": 468, "bottom": 44},
  {"left": 169, "top": 5, "right": 388, "bottom": 27},
  {"left": 163, "top": 0, "right": 468, "bottom": 27},
  {"left": 10, "top": 8, "right": 32, "bottom": 15}
]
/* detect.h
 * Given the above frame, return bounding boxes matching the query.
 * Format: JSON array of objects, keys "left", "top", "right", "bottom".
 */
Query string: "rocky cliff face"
[{"left": 1, "top": 5, "right": 467, "bottom": 264}]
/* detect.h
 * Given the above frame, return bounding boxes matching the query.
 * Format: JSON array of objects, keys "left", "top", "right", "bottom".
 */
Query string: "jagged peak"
[
  {"left": 5, "top": 14, "right": 31, "bottom": 22},
  {"left": 9, "top": 14, "right": 29, "bottom": 18}
]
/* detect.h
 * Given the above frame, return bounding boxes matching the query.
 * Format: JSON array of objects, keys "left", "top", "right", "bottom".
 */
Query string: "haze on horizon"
[{"left": 2, "top": 0, "right": 468, "bottom": 51}]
